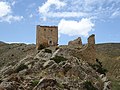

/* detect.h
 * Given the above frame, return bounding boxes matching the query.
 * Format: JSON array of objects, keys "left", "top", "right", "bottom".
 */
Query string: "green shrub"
[
  {"left": 44, "top": 49, "right": 52, "bottom": 53},
  {"left": 16, "top": 64, "right": 28, "bottom": 73},
  {"left": 112, "top": 80, "right": 120, "bottom": 90},
  {"left": 90, "top": 59, "right": 108, "bottom": 75},
  {"left": 55, "top": 47, "right": 59, "bottom": 50},
  {"left": 83, "top": 81, "right": 97, "bottom": 90},
  {"left": 50, "top": 56, "right": 67, "bottom": 63},
  {"left": 38, "top": 44, "right": 45, "bottom": 50},
  {"left": 31, "top": 80, "right": 39, "bottom": 87}
]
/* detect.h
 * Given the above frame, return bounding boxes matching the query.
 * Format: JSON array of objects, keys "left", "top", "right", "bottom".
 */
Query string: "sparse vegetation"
[
  {"left": 55, "top": 47, "right": 59, "bottom": 50},
  {"left": 38, "top": 44, "right": 45, "bottom": 50},
  {"left": 0, "top": 42, "right": 120, "bottom": 89},
  {"left": 83, "top": 81, "right": 97, "bottom": 90},
  {"left": 31, "top": 80, "right": 39, "bottom": 87},
  {"left": 90, "top": 59, "right": 108, "bottom": 75},
  {"left": 16, "top": 63, "right": 28, "bottom": 73},
  {"left": 111, "top": 80, "right": 120, "bottom": 90},
  {"left": 50, "top": 56, "right": 67, "bottom": 63},
  {"left": 44, "top": 49, "right": 52, "bottom": 53}
]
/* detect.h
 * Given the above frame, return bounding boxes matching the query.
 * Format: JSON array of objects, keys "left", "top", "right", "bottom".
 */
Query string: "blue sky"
[{"left": 0, "top": 0, "right": 120, "bottom": 45}]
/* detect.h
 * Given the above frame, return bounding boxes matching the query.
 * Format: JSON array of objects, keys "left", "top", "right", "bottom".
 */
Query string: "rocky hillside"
[
  {"left": 96, "top": 43, "right": 120, "bottom": 90},
  {"left": 0, "top": 42, "right": 111, "bottom": 90}
]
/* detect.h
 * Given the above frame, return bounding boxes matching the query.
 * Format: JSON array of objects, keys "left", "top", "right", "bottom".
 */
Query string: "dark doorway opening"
[{"left": 49, "top": 41, "right": 52, "bottom": 45}]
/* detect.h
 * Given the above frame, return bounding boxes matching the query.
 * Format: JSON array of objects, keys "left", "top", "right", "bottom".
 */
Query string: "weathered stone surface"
[
  {"left": 18, "top": 69, "right": 27, "bottom": 76},
  {"left": 0, "top": 81, "right": 16, "bottom": 90},
  {"left": 35, "top": 50, "right": 52, "bottom": 59},
  {"left": 36, "top": 25, "right": 58, "bottom": 49},
  {"left": 68, "top": 37, "right": 82, "bottom": 46},
  {"left": 103, "top": 81, "right": 111, "bottom": 90},
  {"left": 43, "top": 60, "right": 55, "bottom": 68},
  {"left": 0, "top": 86, "right": 5, "bottom": 90},
  {"left": 0, "top": 65, "right": 14, "bottom": 76},
  {"left": 49, "top": 63, "right": 58, "bottom": 70},
  {"left": 101, "top": 76, "right": 109, "bottom": 82},
  {"left": 68, "top": 34, "right": 96, "bottom": 64},
  {"left": 62, "top": 63, "right": 72, "bottom": 74},
  {"left": 33, "top": 78, "right": 57, "bottom": 90}
]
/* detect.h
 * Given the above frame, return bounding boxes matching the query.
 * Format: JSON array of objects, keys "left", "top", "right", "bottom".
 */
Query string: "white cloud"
[
  {"left": 0, "top": 1, "right": 11, "bottom": 17},
  {"left": 38, "top": 0, "right": 120, "bottom": 19},
  {"left": 38, "top": 0, "right": 66, "bottom": 14},
  {"left": 58, "top": 18, "right": 94, "bottom": 37},
  {"left": 29, "top": 14, "right": 33, "bottom": 18},
  {"left": 1, "top": 15, "right": 23, "bottom": 23},
  {"left": 11, "top": 1, "right": 16, "bottom": 6},
  {"left": 38, "top": 0, "right": 120, "bottom": 37},
  {"left": 0, "top": 1, "right": 23, "bottom": 23},
  {"left": 46, "top": 12, "right": 88, "bottom": 18},
  {"left": 111, "top": 10, "right": 120, "bottom": 18}
]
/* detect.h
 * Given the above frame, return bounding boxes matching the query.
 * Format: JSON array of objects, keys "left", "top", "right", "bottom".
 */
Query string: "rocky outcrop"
[
  {"left": 33, "top": 78, "right": 58, "bottom": 90},
  {"left": 0, "top": 39, "right": 111, "bottom": 90},
  {"left": 43, "top": 60, "right": 55, "bottom": 69},
  {"left": 99, "top": 74, "right": 111, "bottom": 90}
]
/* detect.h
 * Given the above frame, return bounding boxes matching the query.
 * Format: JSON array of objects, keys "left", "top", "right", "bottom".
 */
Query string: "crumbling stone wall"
[
  {"left": 69, "top": 34, "right": 96, "bottom": 64},
  {"left": 36, "top": 25, "right": 58, "bottom": 50},
  {"left": 68, "top": 37, "right": 82, "bottom": 46},
  {"left": 81, "top": 34, "right": 96, "bottom": 63}
]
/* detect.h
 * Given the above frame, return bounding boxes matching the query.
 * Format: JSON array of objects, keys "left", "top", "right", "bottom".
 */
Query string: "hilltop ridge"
[{"left": 0, "top": 41, "right": 112, "bottom": 90}]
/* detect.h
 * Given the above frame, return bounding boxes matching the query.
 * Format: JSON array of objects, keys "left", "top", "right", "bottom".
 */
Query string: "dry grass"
[{"left": 96, "top": 43, "right": 120, "bottom": 90}]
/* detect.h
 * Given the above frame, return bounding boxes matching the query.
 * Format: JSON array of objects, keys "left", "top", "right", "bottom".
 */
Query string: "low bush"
[
  {"left": 38, "top": 44, "right": 45, "bottom": 50},
  {"left": 50, "top": 56, "right": 67, "bottom": 63},
  {"left": 55, "top": 47, "right": 59, "bottom": 50},
  {"left": 83, "top": 81, "right": 97, "bottom": 90},
  {"left": 90, "top": 59, "right": 108, "bottom": 75},
  {"left": 44, "top": 49, "right": 52, "bottom": 53},
  {"left": 16, "top": 64, "right": 28, "bottom": 73},
  {"left": 31, "top": 80, "right": 39, "bottom": 87}
]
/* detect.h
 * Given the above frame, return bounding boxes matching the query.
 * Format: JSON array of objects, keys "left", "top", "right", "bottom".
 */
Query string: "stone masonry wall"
[
  {"left": 69, "top": 34, "right": 96, "bottom": 64},
  {"left": 68, "top": 37, "right": 82, "bottom": 46},
  {"left": 81, "top": 34, "right": 96, "bottom": 63},
  {"left": 36, "top": 25, "right": 58, "bottom": 50}
]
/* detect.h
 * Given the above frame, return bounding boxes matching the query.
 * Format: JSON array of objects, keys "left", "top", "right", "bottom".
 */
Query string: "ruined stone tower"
[{"left": 36, "top": 25, "right": 58, "bottom": 50}]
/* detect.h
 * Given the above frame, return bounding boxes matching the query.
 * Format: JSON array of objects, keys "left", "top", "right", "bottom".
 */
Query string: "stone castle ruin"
[
  {"left": 36, "top": 25, "right": 96, "bottom": 63},
  {"left": 68, "top": 37, "right": 82, "bottom": 46},
  {"left": 36, "top": 25, "right": 58, "bottom": 50},
  {"left": 68, "top": 34, "right": 96, "bottom": 63}
]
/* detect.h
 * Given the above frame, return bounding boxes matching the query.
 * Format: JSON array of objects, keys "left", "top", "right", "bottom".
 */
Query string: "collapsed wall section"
[
  {"left": 68, "top": 37, "right": 82, "bottom": 46},
  {"left": 69, "top": 34, "right": 96, "bottom": 64}
]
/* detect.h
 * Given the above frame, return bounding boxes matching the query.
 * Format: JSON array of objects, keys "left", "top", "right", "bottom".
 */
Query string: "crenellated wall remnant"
[
  {"left": 81, "top": 34, "right": 96, "bottom": 63},
  {"left": 68, "top": 37, "right": 82, "bottom": 46},
  {"left": 68, "top": 34, "right": 96, "bottom": 64},
  {"left": 88, "top": 34, "right": 95, "bottom": 46}
]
